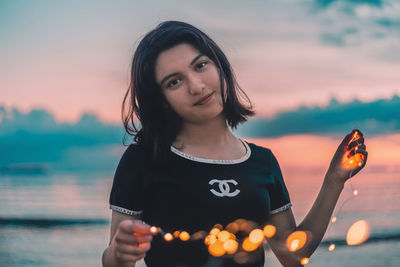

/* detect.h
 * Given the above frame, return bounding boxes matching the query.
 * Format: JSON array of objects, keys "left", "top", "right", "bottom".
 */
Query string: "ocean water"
[{"left": 1, "top": 136, "right": 400, "bottom": 266}]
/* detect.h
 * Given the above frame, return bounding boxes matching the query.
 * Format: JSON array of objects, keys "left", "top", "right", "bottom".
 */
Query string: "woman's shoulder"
[{"left": 243, "top": 140, "right": 273, "bottom": 155}]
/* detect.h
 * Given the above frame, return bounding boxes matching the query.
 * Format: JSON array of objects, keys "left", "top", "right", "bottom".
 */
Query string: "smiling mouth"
[{"left": 195, "top": 92, "right": 214, "bottom": 105}]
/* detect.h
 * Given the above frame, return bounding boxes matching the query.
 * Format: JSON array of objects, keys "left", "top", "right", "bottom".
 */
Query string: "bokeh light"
[
  {"left": 249, "top": 229, "right": 264, "bottom": 244},
  {"left": 300, "top": 257, "right": 310, "bottom": 265},
  {"left": 164, "top": 233, "right": 173, "bottom": 242},
  {"left": 346, "top": 220, "right": 370, "bottom": 245},
  {"left": 208, "top": 240, "right": 226, "bottom": 257},
  {"left": 223, "top": 239, "right": 239, "bottom": 254},
  {"left": 150, "top": 226, "right": 158, "bottom": 234},
  {"left": 179, "top": 231, "right": 190, "bottom": 241},
  {"left": 286, "top": 231, "right": 307, "bottom": 252},
  {"left": 263, "top": 224, "right": 276, "bottom": 238},
  {"left": 242, "top": 237, "right": 261, "bottom": 252}
]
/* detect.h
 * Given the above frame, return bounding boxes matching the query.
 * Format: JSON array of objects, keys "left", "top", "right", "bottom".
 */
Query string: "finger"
[
  {"left": 347, "top": 137, "right": 365, "bottom": 150},
  {"left": 119, "top": 220, "right": 152, "bottom": 235},
  {"left": 347, "top": 144, "right": 366, "bottom": 158},
  {"left": 115, "top": 233, "right": 153, "bottom": 245},
  {"left": 117, "top": 242, "right": 151, "bottom": 255},
  {"left": 350, "top": 151, "right": 368, "bottom": 177}
]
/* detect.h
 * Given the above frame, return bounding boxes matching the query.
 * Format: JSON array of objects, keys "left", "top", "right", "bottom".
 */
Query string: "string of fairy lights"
[{"left": 142, "top": 130, "right": 368, "bottom": 266}]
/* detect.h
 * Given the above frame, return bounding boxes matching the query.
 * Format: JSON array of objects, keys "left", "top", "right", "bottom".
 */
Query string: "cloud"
[
  {"left": 0, "top": 106, "right": 129, "bottom": 170},
  {"left": 234, "top": 94, "right": 400, "bottom": 137}
]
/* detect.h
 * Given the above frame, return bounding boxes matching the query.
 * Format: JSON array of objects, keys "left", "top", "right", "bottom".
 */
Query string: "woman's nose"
[{"left": 187, "top": 74, "right": 205, "bottom": 95}]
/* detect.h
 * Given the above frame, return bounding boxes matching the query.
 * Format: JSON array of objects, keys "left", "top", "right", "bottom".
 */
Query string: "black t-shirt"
[{"left": 109, "top": 139, "right": 292, "bottom": 267}]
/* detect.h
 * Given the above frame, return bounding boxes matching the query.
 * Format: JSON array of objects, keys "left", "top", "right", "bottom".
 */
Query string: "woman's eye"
[
  {"left": 166, "top": 78, "right": 181, "bottom": 88},
  {"left": 195, "top": 61, "right": 208, "bottom": 71}
]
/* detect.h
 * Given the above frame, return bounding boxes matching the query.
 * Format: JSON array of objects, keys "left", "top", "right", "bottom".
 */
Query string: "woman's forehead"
[{"left": 155, "top": 44, "right": 201, "bottom": 80}]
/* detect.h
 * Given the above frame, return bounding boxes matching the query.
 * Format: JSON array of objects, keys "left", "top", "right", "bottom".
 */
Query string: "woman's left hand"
[{"left": 325, "top": 129, "right": 368, "bottom": 185}]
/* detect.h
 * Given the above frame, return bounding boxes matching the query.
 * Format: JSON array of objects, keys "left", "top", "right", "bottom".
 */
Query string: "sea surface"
[{"left": 1, "top": 136, "right": 399, "bottom": 266}]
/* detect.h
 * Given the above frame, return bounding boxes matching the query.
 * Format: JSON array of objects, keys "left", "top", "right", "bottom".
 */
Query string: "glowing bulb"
[
  {"left": 217, "top": 230, "right": 231, "bottom": 242},
  {"left": 164, "top": 233, "right": 173, "bottom": 242},
  {"left": 208, "top": 240, "right": 226, "bottom": 257},
  {"left": 290, "top": 239, "right": 299, "bottom": 251},
  {"left": 353, "top": 190, "right": 358, "bottom": 196},
  {"left": 150, "top": 226, "right": 158, "bottom": 234},
  {"left": 205, "top": 234, "right": 217, "bottom": 245},
  {"left": 300, "top": 257, "right": 310, "bottom": 265},
  {"left": 346, "top": 220, "right": 370, "bottom": 245},
  {"left": 242, "top": 237, "right": 260, "bottom": 252},
  {"left": 213, "top": 224, "right": 223, "bottom": 230},
  {"left": 210, "top": 228, "right": 220, "bottom": 236},
  {"left": 173, "top": 231, "right": 180, "bottom": 238},
  {"left": 263, "top": 225, "right": 276, "bottom": 238},
  {"left": 331, "top": 216, "right": 337, "bottom": 223},
  {"left": 286, "top": 231, "right": 307, "bottom": 252},
  {"left": 249, "top": 229, "right": 264, "bottom": 244},
  {"left": 223, "top": 239, "right": 238, "bottom": 254},
  {"left": 179, "top": 231, "right": 190, "bottom": 241},
  {"left": 329, "top": 244, "right": 335, "bottom": 251}
]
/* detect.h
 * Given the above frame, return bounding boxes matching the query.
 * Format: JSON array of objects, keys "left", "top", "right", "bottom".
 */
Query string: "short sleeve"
[
  {"left": 109, "top": 144, "right": 146, "bottom": 216},
  {"left": 267, "top": 149, "right": 292, "bottom": 214}
]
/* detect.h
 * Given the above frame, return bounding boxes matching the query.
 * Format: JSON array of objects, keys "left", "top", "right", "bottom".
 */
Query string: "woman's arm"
[{"left": 266, "top": 130, "right": 368, "bottom": 266}]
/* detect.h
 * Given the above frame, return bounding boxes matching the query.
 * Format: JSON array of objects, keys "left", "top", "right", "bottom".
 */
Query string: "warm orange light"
[
  {"left": 249, "top": 229, "right": 264, "bottom": 244},
  {"left": 210, "top": 228, "right": 221, "bottom": 236},
  {"left": 150, "top": 226, "right": 158, "bottom": 234},
  {"left": 342, "top": 131, "right": 365, "bottom": 169},
  {"left": 263, "top": 225, "right": 276, "bottom": 238},
  {"left": 179, "top": 231, "right": 190, "bottom": 241},
  {"left": 346, "top": 220, "right": 370, "bottom": 245},
  {"left": 242, "top": 237, "right": 260, "bottom": 252},
  {"left": 300, "top": 257, "right": 310, "bottom": 265},
  {"left": 286, "top": 231, "right": 307, "bottom": 252},
  {"left": 343, "top": 153, "right": 365, "bottom": 169},
  {"left": 328, "top": 243, "right": 335, "bottom": 251},
  {"left": 353, "top": 190, "right": 358, "bottom": 196},
  {"left": 223, "top": 239, "right": 239, "bottom": 254},
  {"left": 226, "top": 222, "right": 239, "bottom": 234},
  {"left": 205, "top": 234, "right": 217, "bottom": 246},
  {"left": 213, "top": 224, "right": 223, "bottom": 230},
  {"left": 208, "top": 240, "right": 226, "bottom": 257},
  {"left": 217, "top": 230, "right": 231, "bottom": 242},
  {"left": 164, "top": 233, "right": 173, "bottom": 242},
  {"left": 331, "top": 216, "right": 337, "bottom": 223},
  {"left": 173, "top": 231, "right": 180, "bottom": 238}
]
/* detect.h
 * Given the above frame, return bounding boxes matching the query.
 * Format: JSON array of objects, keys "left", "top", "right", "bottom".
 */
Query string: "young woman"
[{"left": 102, "top": 21, "right": 368, "bottom": 267}]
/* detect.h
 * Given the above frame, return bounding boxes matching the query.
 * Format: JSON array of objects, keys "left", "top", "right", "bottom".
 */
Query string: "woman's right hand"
[{"left": 111, "top": 220, "right": 155, "bottom": 265}]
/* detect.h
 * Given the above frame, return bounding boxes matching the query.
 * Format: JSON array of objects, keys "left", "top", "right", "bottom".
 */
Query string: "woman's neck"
[{"left": 172, "top": 116, "right": 237, "bottom": 150}]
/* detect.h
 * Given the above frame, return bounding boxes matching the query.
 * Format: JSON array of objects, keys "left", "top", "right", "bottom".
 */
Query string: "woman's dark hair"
[{"left": 122, "top": 20, "right": 255, "bottom": 166}]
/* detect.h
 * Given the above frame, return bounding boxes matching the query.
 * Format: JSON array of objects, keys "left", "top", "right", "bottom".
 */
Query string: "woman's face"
[{"left": 155, "top": 43, "right": 224, "bottom": 124}]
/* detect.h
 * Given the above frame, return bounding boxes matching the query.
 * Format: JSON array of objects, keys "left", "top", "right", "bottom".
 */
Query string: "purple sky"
[{"left": 1, "top": 0, "right": 399, "bottom": 123}]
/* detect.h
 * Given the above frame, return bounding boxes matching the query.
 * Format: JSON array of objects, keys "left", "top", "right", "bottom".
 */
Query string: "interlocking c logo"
[{"left": 209, "top": 179, "right": 240, "bottom": 197}]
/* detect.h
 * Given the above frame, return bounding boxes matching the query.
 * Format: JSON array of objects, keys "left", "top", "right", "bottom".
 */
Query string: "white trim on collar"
[{"left": 170, "top": 138, "right": 251, "bottom": 164}]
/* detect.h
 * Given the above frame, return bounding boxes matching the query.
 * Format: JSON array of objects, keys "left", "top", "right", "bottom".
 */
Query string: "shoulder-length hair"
[{"left": 122, "top": 20, "right": 255, "bottom": 166}]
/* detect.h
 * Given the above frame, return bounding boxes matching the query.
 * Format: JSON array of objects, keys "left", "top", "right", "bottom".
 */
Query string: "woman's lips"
[{"left": 195, "top": 92, "right": 214, "bottom": 105}]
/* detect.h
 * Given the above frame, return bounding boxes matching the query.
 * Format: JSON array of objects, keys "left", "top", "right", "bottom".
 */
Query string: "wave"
[{"left": 0, "top": 217, "right": 109, "bottom": 227}]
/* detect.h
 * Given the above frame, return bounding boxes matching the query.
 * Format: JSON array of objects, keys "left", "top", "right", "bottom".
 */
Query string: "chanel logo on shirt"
[{"left": 209, "top": 179, "right": 240, "bottom": 197}]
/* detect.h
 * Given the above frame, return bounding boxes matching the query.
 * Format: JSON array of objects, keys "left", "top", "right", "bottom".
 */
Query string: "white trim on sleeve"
[
  {"left": 110, "top": 205, "right": 143, "bottom": 216},
  {"left": 270, "top": 203, "right": 292, "bottom": 215}
]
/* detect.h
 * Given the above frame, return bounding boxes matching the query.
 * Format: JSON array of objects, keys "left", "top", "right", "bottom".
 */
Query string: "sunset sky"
[{"left": 1, "top": 0, "right": 400, "bottom": 124}]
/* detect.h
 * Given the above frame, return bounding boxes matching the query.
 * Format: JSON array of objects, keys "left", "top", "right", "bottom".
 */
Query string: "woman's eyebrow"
[
  {"left": 189, "top": 54, "right": 204, "bottom": 66},
  {"left": 160, "top": 54, "right": 205, "bottom": 87}
]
